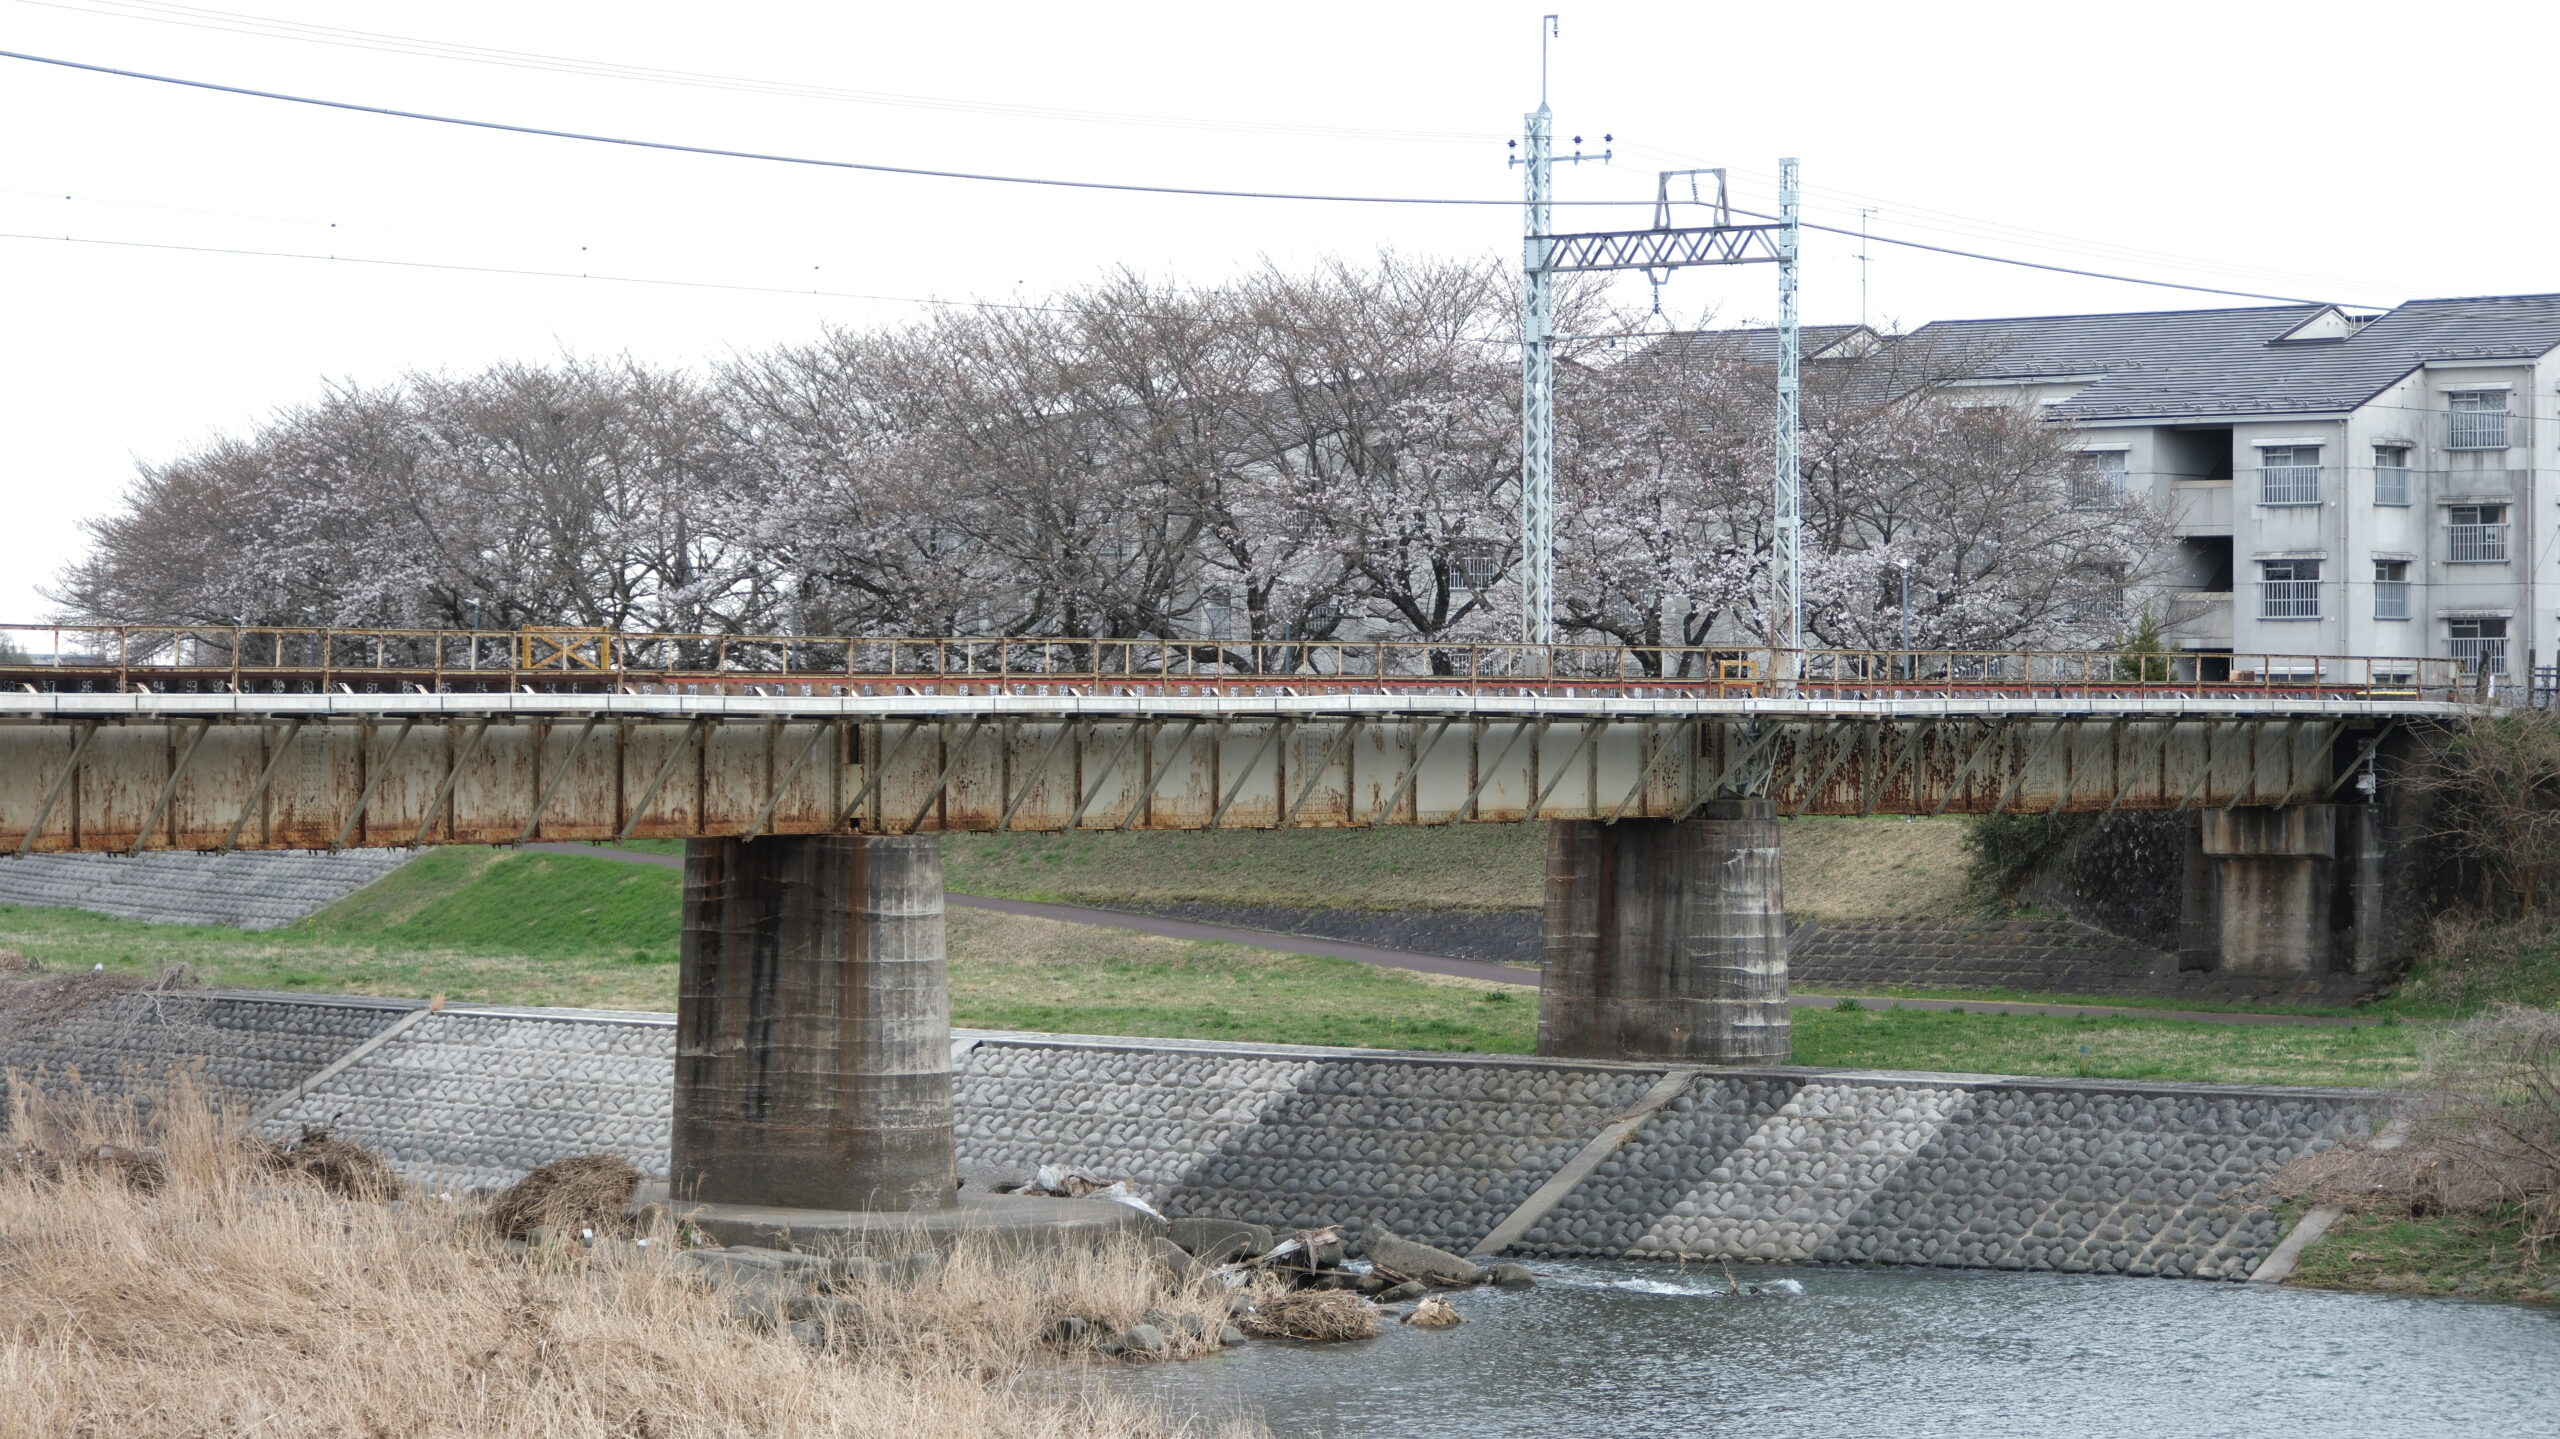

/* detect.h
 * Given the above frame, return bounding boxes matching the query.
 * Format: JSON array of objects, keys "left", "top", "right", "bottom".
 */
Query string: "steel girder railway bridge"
[{"left": 0, "top": 625, "right": 2470, "bottom": 1218}]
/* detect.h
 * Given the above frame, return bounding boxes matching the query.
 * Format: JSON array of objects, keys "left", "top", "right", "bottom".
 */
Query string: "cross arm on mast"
[{"left": 1539, "top": 224, "right": 1785, "bottom": 272}]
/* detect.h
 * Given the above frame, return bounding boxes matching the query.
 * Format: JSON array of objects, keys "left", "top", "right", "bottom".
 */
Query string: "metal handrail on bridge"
[{"left": 0, "top": 622, "right": 2475, "bottom": 704}]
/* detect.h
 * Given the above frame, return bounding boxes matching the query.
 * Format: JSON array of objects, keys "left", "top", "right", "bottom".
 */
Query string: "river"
[{"left": 1104, "top": 1261, "right": 2558, "bottom": 1438}]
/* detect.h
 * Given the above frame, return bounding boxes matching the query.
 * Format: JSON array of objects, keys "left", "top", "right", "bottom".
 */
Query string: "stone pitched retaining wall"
[
  {"left": 2, "top": 989, "right": 2385, "bottom": 1280},
  {"left": 0, "top": 849, "right": 417, "bottom": 930},
  {"left": 1137, "top": 904, "right": 2376, "bottom": 1005}
]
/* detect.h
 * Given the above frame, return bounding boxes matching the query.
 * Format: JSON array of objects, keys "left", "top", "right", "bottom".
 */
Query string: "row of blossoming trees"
[{"left": 53, "top": 253, "right": 2166, "bottom": 662}]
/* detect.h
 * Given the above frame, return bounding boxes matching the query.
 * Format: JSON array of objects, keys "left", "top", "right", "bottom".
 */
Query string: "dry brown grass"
[
  {"left": 1235, "top": 1279, "right": 1379, "bottom": 1342},
  {"left": 485, "top": 1153, "right": 639, "bottom": 1239},
  {"left": 0, "top": 1083, "right": 1255, "bottom": 1439},
  {"left": 2272, "top": 1005, "right": 2560, "bottom": 1260},
  {"left": 261, "top": 1125, "right": 406, "bottom": 1202}
]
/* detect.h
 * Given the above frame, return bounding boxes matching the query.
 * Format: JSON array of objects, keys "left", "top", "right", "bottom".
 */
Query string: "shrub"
[{"left": 2273, "top": 1005, "right": 2560, "bottom": 1261}]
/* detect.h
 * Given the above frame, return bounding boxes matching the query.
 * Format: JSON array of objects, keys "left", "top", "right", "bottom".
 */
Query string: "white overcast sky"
[{"left": 3, "top": 0, "right": 2554, "bottom": 623}]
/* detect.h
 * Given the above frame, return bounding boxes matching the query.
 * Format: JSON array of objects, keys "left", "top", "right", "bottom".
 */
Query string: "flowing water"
[{"left": 1104, "top": 1262, "right": 2559, "bottom": 1439}]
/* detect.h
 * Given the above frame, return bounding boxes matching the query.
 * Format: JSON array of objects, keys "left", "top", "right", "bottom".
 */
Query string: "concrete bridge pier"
[
  {"left": 670, "top": 834, "right": 957, "bottom": 1211},
  {"left": 2198, "top": 806, "right": 2341, "bottom": 976},
  {"left": 1537, "top": 800, "right": 1792, "bottom": 1064}
]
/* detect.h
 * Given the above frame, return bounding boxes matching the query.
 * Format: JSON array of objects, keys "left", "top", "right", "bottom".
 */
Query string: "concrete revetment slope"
[{"left": 0, "top": 989, "right": 2385, "bottom": 1281}]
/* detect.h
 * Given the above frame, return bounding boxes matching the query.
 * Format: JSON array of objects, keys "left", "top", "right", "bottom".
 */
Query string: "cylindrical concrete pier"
[
  {"left": 671, "top": 834, "right": 957, "bottom": 1211},
  {"left": 1537, "top": 801, "right": 1791, "bottom": 1064}
]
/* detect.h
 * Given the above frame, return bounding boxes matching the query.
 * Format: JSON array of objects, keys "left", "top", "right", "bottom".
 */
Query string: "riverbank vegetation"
[
  {"left": 0, "top": 1081, "right": 1249, "bottom": 1438},
  {"left": 2276, "top": 1006, "right": 2558, "bottom": 1303},
  {"left": 0, "top": 848, "right": 2431, "bottom": 1086},
  {"left": 941, "top": 817, "right": 1971, "bottom": 920}
]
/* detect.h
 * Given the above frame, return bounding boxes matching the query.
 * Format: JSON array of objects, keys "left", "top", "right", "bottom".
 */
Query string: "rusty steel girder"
[{"left": 0, "top": 694, "right": 2431, "bottom": 853}]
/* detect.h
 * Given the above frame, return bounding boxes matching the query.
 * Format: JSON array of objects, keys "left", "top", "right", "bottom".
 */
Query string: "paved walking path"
[{"left": 527, "top": 843, "right": 2382, "bottom": 1028}]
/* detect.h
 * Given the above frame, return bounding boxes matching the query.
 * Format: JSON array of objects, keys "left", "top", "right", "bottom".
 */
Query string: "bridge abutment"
[
  {"left": 670, "top": 833, "right": 957, "bottom": 1211},
  {"left": 1536, "top": 801, "right": 1792, "bottom": 1064},
  {"left": 2198, "top": 806, "right": 2342, "bottom": 976}
]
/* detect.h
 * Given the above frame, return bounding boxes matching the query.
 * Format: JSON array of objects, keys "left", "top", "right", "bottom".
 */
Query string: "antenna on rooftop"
[{"left": 1858, "top": 207, "right": 1878, "bottom": 328}]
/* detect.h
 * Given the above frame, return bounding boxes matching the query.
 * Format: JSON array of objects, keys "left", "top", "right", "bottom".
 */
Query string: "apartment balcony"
[
  {"left": 2257, "top": 580, "right": 2322, "bottom": 620},
  {"left": 2451, "top": 637, "right": 2509, "bottom": 675},
  {"left": 2164, "top": 589, "right": 2233, "bottom": 647},
  {"left": 2170, "top": 482, "right": 2233, "bottom": 534},
  {"left": 2257, "top": 465, "right": 2322, "bottom": 506},
  {"left": 2446, "top": 523, "right": 2510, "bottom": 563},
  {"left": 2446, "top": 412, "right": 2512, "bottom": 451}
]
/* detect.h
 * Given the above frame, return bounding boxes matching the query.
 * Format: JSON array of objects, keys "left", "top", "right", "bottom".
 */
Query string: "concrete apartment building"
[{"left": 1907, "top": 294, "right": 2560, "bottom": 682}]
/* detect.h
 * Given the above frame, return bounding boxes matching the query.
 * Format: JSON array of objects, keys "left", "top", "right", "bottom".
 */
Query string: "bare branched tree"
[{"left": 54, "top": 255, "right": 2184, "bottom": 663}]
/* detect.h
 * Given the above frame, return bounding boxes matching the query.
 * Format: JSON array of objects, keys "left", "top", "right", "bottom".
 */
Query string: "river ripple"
[{"left": 1103, "top": 1261, "right": 2559, "bottom": 1439}]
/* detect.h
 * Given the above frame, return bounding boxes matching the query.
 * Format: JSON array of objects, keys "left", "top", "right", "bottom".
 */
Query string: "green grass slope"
[
  {"left": 0, "top": 846, "right": 2428, "bottom": 1085},
  {"left": 940, "top": 816, "right": 1971, "bottom": 919}
]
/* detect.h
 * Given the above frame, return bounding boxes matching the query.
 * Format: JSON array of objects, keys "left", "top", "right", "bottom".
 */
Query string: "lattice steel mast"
[
  {"left": 1519, "top": 96, "right": 1555, "bottom": 645},
  {"left": 1772, "top": 157, "right": 1803, "bottom": 671},
  {"left": 1513, "top": 34, "right": 1802, "bottom": 671}
]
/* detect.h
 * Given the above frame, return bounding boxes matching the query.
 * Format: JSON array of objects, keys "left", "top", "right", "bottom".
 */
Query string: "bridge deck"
[{"left": 0, "top": 689, "right": 2432, "bottom": 853}]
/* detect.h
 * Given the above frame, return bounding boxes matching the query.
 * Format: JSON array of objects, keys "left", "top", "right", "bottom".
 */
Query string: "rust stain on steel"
[{"left": 0, "top": 713, "right": 2400, "bottom": 849}]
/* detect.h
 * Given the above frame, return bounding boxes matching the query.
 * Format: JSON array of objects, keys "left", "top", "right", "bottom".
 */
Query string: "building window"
[
  {"left": 2445, "top": 391, "right": 2511, "bottom": 451},
  {"left": 2064, "top": 562, "right": 2127, "bottom": 625},
  {"left": 1449, "top": 544, "right": 1505, "bottom": 594},
  {"left": 2372, "top": 445, "right": 2412, "bottom": 506},
  {"left": 2258, "top": 445, "right": 2321, "bottom": 505},
  {"left": 2448, "top": 616, "right": 2508, "bottom": 675},
  {"left": 2372, "top": 560, "right": 2409, "bottom": 620},
  {"left": 2445, "top": 503, "right": 2509, "bottom": 563},
  {"left": 2072, "top": 449, "right": 2127, "bottom": 508},
  {"left": 2258, "top": 558, "right": 2322, "bottom": 619}
]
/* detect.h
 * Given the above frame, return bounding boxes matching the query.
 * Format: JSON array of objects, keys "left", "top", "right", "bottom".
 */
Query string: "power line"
[
  {"left": 12, "top": 0, "right": 1508, "bottom": 146},
  {"left": 0, "top": 227, "right": 1187, "bottom": 312},
  {"left": 0, "top": 48, "right": 1647, "bottom": 208},
  {"left": 1621, "top": 144, "right": 2408, "bottom": 302},
  {"left": 0, "top": 228, "right": 1553, "bottom": 346},
  {"left": 28, "top": 0, "right": 2419, "bottom": 304},
  {"left": 0, "top": 50, "right": 2383, "bottom": 306},
  {"left": 1716, "top": 204, "right": 2341, "bottom": 307}
]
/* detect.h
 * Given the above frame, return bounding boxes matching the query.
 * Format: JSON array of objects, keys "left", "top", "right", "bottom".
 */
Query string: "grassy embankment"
[
  {"left": 0, "top": 839, "right": 2437, "bottom": 1087},
  {"left": 941, "top": 816, "right": 1972, "bottom": 918},
  {"left": 2281, "top": 1206, "right": 2558, "bottom": 1304}
]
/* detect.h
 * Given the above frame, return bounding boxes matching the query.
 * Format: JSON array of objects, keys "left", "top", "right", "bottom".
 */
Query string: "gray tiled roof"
[
  {"left": 1922, "top": 295, "right": 2560, "bottom": 421},
  {"left": 1903, "top": 304, "right": 2320, "bottom": 384},
  {"left": 1652, "top": 295, "right": 2560, "bottom": 422}
]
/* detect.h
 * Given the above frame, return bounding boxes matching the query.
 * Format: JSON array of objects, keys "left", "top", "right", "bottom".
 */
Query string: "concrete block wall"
[
  {"left": 0, "top": 849, "right": 418, "bottom": 930},
  {"left": 957, "top": 1041, "right": 1660, "bottom": 1246},
  {"left": 0, "top": 991, "right": 2385, "bottom": 1280}
]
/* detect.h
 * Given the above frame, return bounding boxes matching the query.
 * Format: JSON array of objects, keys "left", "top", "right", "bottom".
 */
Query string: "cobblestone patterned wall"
[
  {"left": 1514, "top": 1076, "right": 2364, "bottom": 1279},
  {"left": 266, "top": 1009, "right": 676, "bottom": 1193},
  {"left": 7, "top": 992, "right": 2388, "bottom": 1279},
  {"left": 0, "top": 849, "right": 418, "bottom": 929},
  {"left": 1790, "top": 918, "right": 2376, "bottom": 1006},
  {"left": 957, "top": 1042, "right": 1657, "bottom": 1250},
  {"left": 0, "top": 991, "right": 410, "bottom": 1110}
]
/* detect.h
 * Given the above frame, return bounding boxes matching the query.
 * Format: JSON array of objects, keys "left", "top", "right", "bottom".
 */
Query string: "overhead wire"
[
  {"left": 9, "top": 0, "right": 1511, "bottom": 145},
  {"left": 11, "top": 0, "right": 2425, "bottom": 303},
  {"left": 1617, "top": 142, "right": 2409, "bottom": 304},
  {"left": 0, "top": 48, "right": 1644, "bottom": 209},
  {"left": 0, "top": 228, "right": 1583, "bottom": 348},
  {"left": 0, "top": 47, "right": 2386, "bottom": 309}
]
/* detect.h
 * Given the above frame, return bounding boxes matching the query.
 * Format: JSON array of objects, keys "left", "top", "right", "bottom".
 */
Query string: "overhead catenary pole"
[
  {"left": 1771, "top": 156, "right": 1803, "bottom": 685},
  {"left": 1520, "top": 97, "right": 1556, "bottom": 647},
  {"left": 1514, "top": 80, "right": 1794, "bottom": 673}
]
